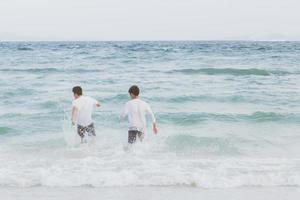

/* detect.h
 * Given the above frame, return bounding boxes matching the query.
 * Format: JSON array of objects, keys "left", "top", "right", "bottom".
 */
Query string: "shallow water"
[{"left": 0, "top": 41, "right": 300, "bottom": 188}]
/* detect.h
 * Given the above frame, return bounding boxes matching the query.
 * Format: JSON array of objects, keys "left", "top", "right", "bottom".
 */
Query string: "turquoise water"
[{"left": 1, "top": 41, "right": 300, "bottom": 187}]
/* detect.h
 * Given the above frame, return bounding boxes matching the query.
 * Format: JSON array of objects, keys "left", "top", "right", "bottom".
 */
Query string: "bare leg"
[{"left": 138, "top": 133, "right": 144, "bottom": 142}]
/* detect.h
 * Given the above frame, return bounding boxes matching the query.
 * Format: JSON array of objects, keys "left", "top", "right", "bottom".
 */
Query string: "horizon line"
[{"left": 1, "top": 39, "right": 300, "bottom": 43}]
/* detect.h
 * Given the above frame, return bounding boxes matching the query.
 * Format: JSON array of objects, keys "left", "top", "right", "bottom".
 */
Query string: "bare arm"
[
  {"left": 120, "top": 103, "right": 129, "bottom": 122},
  {"left": 71, "top": 106, "right": 77, "bottom": 125},
  {"left": 92, "top": 97, "right": 101, "bottom": 108},
  {"left": 152, "top": 122, "right": 158, "bottom": 135},
  {"left": 146, "top": 104, "right": 158, "bottom": 134}
]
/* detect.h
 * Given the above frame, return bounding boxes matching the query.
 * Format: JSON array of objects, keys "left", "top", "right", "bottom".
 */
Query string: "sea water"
[{"left": 0, "top": 41, "right": 300, "bottom": 188}]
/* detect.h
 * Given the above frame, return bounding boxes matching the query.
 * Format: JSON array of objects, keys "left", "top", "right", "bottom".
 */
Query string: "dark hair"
[
  {"left": 128, "top": 85, "right": 139, "bottom": 96},
  {"left": 72, "top": 86, "right": 82, "bottom": 96}
]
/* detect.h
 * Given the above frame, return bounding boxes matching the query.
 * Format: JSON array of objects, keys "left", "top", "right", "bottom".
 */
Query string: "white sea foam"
[
  {"left": 1, "top": 155, "right": 300, "bottom": 188},
  {"left": 1, "top": 130, "right": 300, "bottom": 188}
]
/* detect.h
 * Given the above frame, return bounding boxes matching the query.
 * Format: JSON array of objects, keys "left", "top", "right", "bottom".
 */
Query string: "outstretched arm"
[{"left": 92, "top": 97, "right": 101, "bottom": 108}]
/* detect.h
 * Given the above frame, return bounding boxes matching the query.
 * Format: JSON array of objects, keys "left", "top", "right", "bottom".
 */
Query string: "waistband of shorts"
[{"left": 78, "top": 123, "right": 94, "bottom": 128}]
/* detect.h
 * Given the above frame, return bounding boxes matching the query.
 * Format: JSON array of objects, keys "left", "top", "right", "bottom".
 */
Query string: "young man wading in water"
[
  {"left": 71, "top": 86, "right": 100, "bottom": 143},
  {"left": 120, "top": 85, "right": 158, "bottom": 146}
]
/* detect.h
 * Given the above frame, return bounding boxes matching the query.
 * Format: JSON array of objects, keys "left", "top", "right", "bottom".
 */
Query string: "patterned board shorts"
[
  {"left": 128, "top": 130, "right": 144, "bottom": 144},
  {"left": 77, "top": 123, "right": 96, "bottom": 138}
]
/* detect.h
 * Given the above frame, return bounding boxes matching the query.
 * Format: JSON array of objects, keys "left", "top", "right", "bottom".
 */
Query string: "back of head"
[
  {"left": 72, "top": 86, "right": 83, "bottom": 96},
  {"left": 128, "top": 85, "right": 140, "bottom": 97}
]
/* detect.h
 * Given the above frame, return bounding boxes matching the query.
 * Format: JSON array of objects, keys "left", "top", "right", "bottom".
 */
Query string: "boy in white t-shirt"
[
  {"left": 120, "top": 85, "right": 158, "bottom": 144},
  {"left": 71, "top": 86, "right": 100, "bottom": 142}
]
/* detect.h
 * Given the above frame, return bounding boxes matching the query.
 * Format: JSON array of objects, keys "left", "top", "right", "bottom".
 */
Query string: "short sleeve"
[
  {"left": 72, "top": 100, "right": 77, "bottom": 108},
  {"left": 120, "top": 102, "right": 129, "bottom": 120},
  {"left": 145, "top": 102, "right": 156, "bottom": 123},
  {"left": 89, "top": 97, "right": 98, "bottom": 106}
]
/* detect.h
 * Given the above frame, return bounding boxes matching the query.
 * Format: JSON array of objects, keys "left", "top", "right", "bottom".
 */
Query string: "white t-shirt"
[
  {"left": 120, "top": 98, "right": 156, "bottom": 133},
  {"left": 72, "top": 96, "right": 98, "bottom": 126}
]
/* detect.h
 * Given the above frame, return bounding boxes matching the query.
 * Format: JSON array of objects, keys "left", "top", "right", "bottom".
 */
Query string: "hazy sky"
[{"left": 0, "top": 0, "right": 299, "bottom": 41}]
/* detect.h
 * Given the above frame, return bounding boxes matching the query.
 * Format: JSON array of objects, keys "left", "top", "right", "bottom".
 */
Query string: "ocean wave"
[
  {"left": 167, "top": 68, "right": 293, "bottom": 76},
  {"left": 149, "top": 95, "right": 253, "bottom": 104},
  {"left": 166, "top": 135, "right": 238, "bottom": 154},
  {"left": 100, "top": 94, "right": 129, "bottom": 103},
  {"left": 91, "top": 111, "right": 300, "bottom": 126},
  {"left": 1, "top": 157, "right": 300, "bottom": 188},
  {"left": 247, "top": 111, "right": 289, "bottom": 122},
  {"left": 149, "top": 95, "right": 210, "bottom": 103},
  {"left": 0, "top": 68, "right": 102, "bottom": 73},
  {"left": 3, "top": 88, "right": 36, "bottom": 98},
  {"left": 0, "top": 126, "right": 14, "bottom": 135},
  {"left": 38, "top": 101, "right": 59, "bottom": 109},
  {"left": 0, "top": 67, "right": 294, "bottom": 77},
  {"left": 0, "top": 68, "right": 60, "bottom": 73},
  {"left": 158, "top": 113, "right": 235, "bottom": 125},
  {"left": 17, "top": 47, "right": 33, "bottom": 51},
  {"left": 158, "top": 112, "right": 300, "bottom": 125}
]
